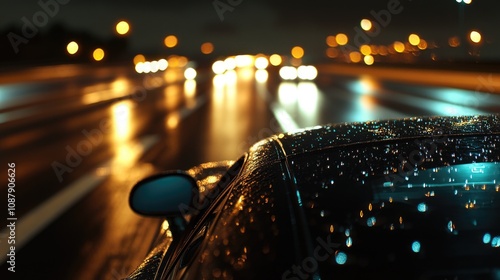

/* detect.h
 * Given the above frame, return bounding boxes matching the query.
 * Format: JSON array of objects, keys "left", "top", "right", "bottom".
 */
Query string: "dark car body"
[{"left": 128, "top": 114, "right": 500, "bottom": 280}]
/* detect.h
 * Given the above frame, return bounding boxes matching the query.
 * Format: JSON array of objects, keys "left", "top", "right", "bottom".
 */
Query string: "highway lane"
[{"left": 0, "top": 62, "right": 499, "bottom": 279}]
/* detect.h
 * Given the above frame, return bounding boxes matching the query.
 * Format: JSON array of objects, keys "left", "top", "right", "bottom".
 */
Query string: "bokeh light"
[
  {"left": 364, "top": 55, "right": 374, "bottom": 65},
  {"left": 164, "top": 35, "right": 178, "bottom": 48},
  {"left": 269, "top": 54, "right": 282, "bottom": 66},
  {"left": 291, "top": 46, "right": 304, "bottom": 59},
  {"left": 408, "top": 34, "right": 420, "bottom": 46},
  {"left": 360, "top": 19, "right": 372, "bottom": 31},
  {"left": 66, "top": 41, "right": 78, "bottom": 55},
  {"left": 115, "top": 21, "right": 130, "bottom": 35},
  {"left": 92, "top": 48, "right": 105, "bottom": 61},
  {"left": 469, "top": 30, "right": 482, "bottom": 44},
  {"left": 336, "top": 33, "right": 349, "bottom": 45},
  {"left": 326, "top": 35, "right": 338, "bottom": 47},
  {"left": 393, "top": 41, "right": 405, "bottom": 53},
  {"left": 349, "top": 51, "right": 362, "bottom": 63},
  {"left": 133, "top": 54, "right": 145, "bottom": 65},
  {"left": 200, "top": 42, "right": 214, "bottom": 54}
]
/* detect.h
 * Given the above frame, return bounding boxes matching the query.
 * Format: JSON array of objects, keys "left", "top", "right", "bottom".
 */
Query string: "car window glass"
[{"left": 288, "top": 135, "right": 500, "bottom": 278}]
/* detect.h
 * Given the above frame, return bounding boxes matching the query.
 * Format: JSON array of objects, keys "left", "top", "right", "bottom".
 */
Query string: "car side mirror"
[{"left": 129, "top": 171, "right": 198, "bottom": 217}]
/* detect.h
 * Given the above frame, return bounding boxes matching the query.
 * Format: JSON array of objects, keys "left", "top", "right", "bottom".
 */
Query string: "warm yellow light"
[
  {"left": 448, "top": 36, "right": 460, "bottom": 47},
  {"left": 184, "top": 67, "right": 197, "bottom": 80},
  {"left": 200, "top": 42, "right": 214, "bottom": 54},
  {"left": 336, "top": 33, "right": 348, "bottom": 45},
  {"left": 469, "top": 30, "right": 481, "bottom": 44},
  {"left": 291, "top": 46, "right": 304, "bottom": 59},
  {"left": 364, "top": 55, "right": 374, "bottom": 65},
  {"left": 360, "top": 44, "right": 371, "bottom": 56},
  {"left": 115, "top": 21, "right": 130, "bottom": 35},
  {"left": 269, "top": 54, "right": 282, "bottom": 66},
  {"left": 360, "top": 19, "right": 372, "bottom": 31},
  {"left": 326, "top": 48, "right": 339, "bottom": 58},
  {"left": 408, "top": 34, "right": 420, "bottom": 46},
  {"left": 393, "top": 41, "right": 405, "bottom": 53},
  {"left": 464, "top": 0, "right": 472, "bottom": 4},
  {"left": 349, "top": 51, "right": 362, "bottom": 63},
  {"left": 254, "top": 56, "right": 269, "bottom": 70},
  {"left": 66, "top": 41, "right": 78, "bottom": 55},
  {"left": 93, "top": 48, "right": 105, "bottom": 61},
  {"left": 133, "top": 54, "right": 145, "bottom": 65},
  {"left": 326, "top": 35, "right": 337, "bottom": 47},
  {"left": 164, "top": 35, "right": 178, "bottom": 48},
  {"left": 418, "top": 39, "right": 428, "bottom": 50}
]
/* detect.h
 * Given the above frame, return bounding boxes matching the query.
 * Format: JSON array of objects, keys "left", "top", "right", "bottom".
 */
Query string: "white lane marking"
[{"left": 0, "top": 135, "right": 159, "bottom": 263}]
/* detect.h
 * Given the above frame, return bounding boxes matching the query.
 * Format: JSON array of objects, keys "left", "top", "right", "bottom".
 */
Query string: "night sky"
[{"left": 2, "top": 0, "right": 500, "bottom": 60}]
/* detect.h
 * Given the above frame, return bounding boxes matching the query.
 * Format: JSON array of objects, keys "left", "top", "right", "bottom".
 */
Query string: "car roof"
[{"left": 272, "top": 114, "right": 500, "bottom": 156}]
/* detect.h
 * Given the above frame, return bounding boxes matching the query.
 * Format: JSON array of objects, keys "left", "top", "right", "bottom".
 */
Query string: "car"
[{"left": 126, "top": 114, "right": 500, "bottom": 280}]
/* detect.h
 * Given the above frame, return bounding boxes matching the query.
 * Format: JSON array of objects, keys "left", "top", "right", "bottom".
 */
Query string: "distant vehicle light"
[
  {"left": 254, "top": 56, "right": 269, "bottom": 70},
  {"left": 297, "top": 65, "right": 318, "bottom": 80},
  {"left": 184, "top": 68, "right": 197, "bottom": 80},
  {"left": 212, "top": 60, "right": 226, "bottom": 75},
  {"left": 279, "top": 66, "right": 298, "bottom": 80}
]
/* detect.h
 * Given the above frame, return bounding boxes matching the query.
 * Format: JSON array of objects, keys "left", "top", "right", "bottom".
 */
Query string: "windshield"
[{"left": 289, "top": 134, "right": 500, "bottom": 279}]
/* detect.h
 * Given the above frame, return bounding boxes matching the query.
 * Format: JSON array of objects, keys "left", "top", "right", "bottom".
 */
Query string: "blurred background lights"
[
  {"left": 297, "top": 65, "right": 318, "bottom": 80},
  {"left": 469, "top": 30, "right": 482, "bottom": 43},
  {"left": 364, "top": 55, "right": 374, "bottom": 65},
  {"left": 115, "top": 20, "right": 130, "bottom": 35},
  {"left": 492, "top": 236, "right": 500, "bottom": 247},
  {"left": 483, "top": 233, "right": 492, "bottom": 244},
  {"left": 279, "top": 66, "right": 298, "bottom": 80},
  {"left": 291, "top": 46, "right": 304, "bottom": 59},
  {"left": 360, "top": 45, "right": 371, "bottom": 56},
  {"left": 269, "top": 54, "right": 282, "bottom": 66},
  {"left": 360, "top": 19, "right": 372, "bottom": 31},
  {"left": 254, "top": 56, "right": 269, "bottom": 70},
  {"left": 336, "top": 33, "right": 348, "bottom": 45},
  {"left": 158, "top": 59, "right": 168, "bottom": 71},
  {"left": 393, "top": 41, "right": 405, "bottom": 53},
  {"left": 200, "top": 42, "right": 214, "bottom": 54},
  {"left": 184, "top": 67, "right": 197, "bottom": 80},
  {"left": 326, "top": 35, "right": 338, "bottom": 47},
  {"left": 164, "top": 35, "right": 178, "bottom": 48},
  {"left": 92, "top": 48, "right": 105, "bottom": 61},
  {"left": 133, "top": 54, "right": 145, "bottom": 65},
  {"left": 66, "top": 41, "right": 78, "bottom": 55},
  {"left": 408, "top": 34, "right": 420, "bottom": 46},
  {"left": 212, "top": 60, "right": 226, "bottom": 74},
  {"left": 224, "top": 57, "right": 237, "bottom": 70}
]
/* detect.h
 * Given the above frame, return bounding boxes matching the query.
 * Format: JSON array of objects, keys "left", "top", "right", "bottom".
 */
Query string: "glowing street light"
[
  {"left": 360, "top": 19, "right": 372, "bottom": 31},
  {"left": 291, "top": 46, "right": 304, "bottom": 59},
  {"left": 200, "top": 42, "right": 214, "bottom": 54},
  {"left": 115, "top": 21, "right": 130, "bottom": 35},
  {"left": 469, "top": 30, "right": 481, "bottom": 44},
  {"left": 164, "top": 35, "right": 178, "bottom": 48},
  {"left": 93, "top": 48, "right": 105, "bottom": 61},
  {"left": 335, "top": 33, "right": 348, "bottom": 45},
  {"left": 408, "top": 34, "right": 420, "bottom": 46},
  {"left": 66, "top": 41, "right": 79, "bottom": 55}
]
